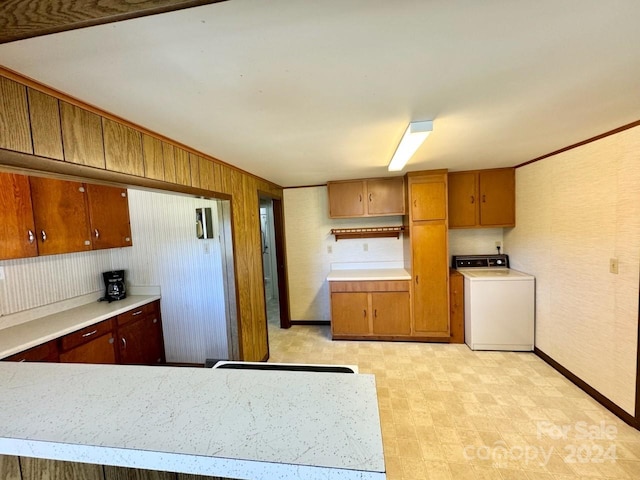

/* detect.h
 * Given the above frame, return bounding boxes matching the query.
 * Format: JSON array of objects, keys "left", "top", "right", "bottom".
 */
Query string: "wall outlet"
[
  {"left": 363, "top": 243, "right": 368, "bottom": 252},
  {"left": 0, "top": 266, "right": 4, "bottom": 281},
  {"left": 327, "top": 245, "right": 332, "bottom": 254},
  {"left": 495, "top": 241, "right": 502, "bottom": 248},
  {"left": 609, "top": 257, "right": 619, "bottom": 274}
]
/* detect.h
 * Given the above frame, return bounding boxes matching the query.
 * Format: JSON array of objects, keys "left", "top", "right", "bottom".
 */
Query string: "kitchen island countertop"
[{"left": 0, "top": 362, "right": 385, "bottom": 480}]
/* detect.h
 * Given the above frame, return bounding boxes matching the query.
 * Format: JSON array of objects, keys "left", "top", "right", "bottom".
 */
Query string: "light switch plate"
[{"left": 609, "top": 258, "right": 619, "bottom": 274}]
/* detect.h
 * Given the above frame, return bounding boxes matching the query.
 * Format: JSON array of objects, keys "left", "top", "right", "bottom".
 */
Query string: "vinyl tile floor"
[{"left": 266, "top": 311, "right": 640, "bottom": 479}]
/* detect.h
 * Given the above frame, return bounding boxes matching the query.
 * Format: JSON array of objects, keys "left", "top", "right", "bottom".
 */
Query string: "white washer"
[{"left": 454, "top": 256, "right": 535, "bottom": 351}]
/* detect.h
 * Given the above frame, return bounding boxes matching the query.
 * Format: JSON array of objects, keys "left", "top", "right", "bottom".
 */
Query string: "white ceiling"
[{"left": 1, "top": 1, "right": 639, "bottom": 187}]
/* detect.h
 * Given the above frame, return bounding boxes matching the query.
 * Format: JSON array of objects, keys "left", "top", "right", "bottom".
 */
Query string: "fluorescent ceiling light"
[{"left": 387, "top": 120, "right": 433, "bottom": 172}]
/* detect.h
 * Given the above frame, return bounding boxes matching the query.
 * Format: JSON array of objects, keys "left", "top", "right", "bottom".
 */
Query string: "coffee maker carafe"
[{"left": 102, "top": 270, "right": 126, "bottom": 302}]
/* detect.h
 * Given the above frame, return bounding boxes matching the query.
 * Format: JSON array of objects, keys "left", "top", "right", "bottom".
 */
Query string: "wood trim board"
[{"left": 0, "top": 0, "right": 229, "bottom": 44}]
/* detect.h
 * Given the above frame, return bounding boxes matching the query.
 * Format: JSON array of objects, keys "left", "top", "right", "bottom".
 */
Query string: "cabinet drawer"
[
  {"left": 60, "top": 318, "right": 114, "bottom": 351},
  {"left": 4, "top": 340, "right": 58, "bottom": 362},
  {"left": 117, "top": 304, "right": 150, "bottom": 326},
  {"left": 330, "top": 280, "right": 410, "bottom": 293}
]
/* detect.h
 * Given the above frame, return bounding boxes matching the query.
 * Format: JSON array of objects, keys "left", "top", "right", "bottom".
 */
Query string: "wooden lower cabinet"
[
  {"left": 449, "top": 269, "right": 465, "bottom": 344},
  {"left": 4, "top": 340, "right": 58, "bottom": 363},
  {"left": 411, "top": 223, "right": 449, "bottom": 336},
  {"left": 3, "top": 301, "right": 165, "bottom": 366},
  {"left": 59, "top": 332, "right": 117, "bottom": 364},
  {"left": 371, "top": 292, "right": 411, "bottom": 335},
  {"left": 117, "top": 300, "right": 165, "bottom": 365},
  {"left": 330, "top": 281, "right": 411, "bottom": 339},
  {"left": 331, "top": 292, "right": 369, "bottom": 336}
]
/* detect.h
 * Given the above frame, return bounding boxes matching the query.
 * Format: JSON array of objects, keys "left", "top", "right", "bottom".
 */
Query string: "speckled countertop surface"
[
  {"left": 0, "top": 295, "right": 160, "bottom": 359},
  {"left": 0, "top": 363, "right": 385, "bottom": 480}
]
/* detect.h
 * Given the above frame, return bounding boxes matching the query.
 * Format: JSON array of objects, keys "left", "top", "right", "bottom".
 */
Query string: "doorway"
[{"left": 258, "top": 194, "right": 291, "bottom": 330}]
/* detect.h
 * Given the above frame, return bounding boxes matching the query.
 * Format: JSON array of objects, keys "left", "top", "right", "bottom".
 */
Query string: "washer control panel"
[{"left": 452, "top": 254, "right": 510, "bottom": 269}]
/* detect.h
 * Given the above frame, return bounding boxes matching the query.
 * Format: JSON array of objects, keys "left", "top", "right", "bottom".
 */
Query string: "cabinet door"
[
  {"left": 371, "top": 292, "right": 410, "bottom": 335},
  {"left": 60, "top": 101, "right": 105, "bottom": 168},
  {"left": 103, "top": 118, "right": 145, "bottom": 177},
  {"left": 331, "top": 292, "right": 369, "bottom": 335},
  {"left": 29, "top": 177, "right": 92, "bottom": 255},
  {"left": 410, "top": 181, "right": 446, "bottom": 221},
  {"left": 86, "top": 184, "right": 132, "bottom": 249},
  {"left": 59, "top": 333, "right": 117, "bottom": 364},
  {"left": 366, "top": 177, "right": 405, "bottom": 215},
  {"left": 327, "top": 181, "right": 365, "bottom": 218},
  {"left": 28, "top": 88, "right": 64, "bottom": 160},
  {"left": 479, "top": 169, "right": 515, "bottom": 227},
  {"left": 0, "top": 76, "right": 32, "bottom": 154},
  {"left": 4, "top": 340, "right": 58, "bottom": 362},
  {"left": 412, "top": 223, "right": 449, "bottom": 335},
  {"left": 118, "top": 315, "right": 165, "bottom": 365},
  {"left": 0, "top": 173, "right": 38, "bottom": 260},
  {"left": 448, "top": 172, "right": 478, "bottom": 228},
  {"left": 142, "top": 134, "right": 165, "bottom": 181},
  {"left": 449, "top": 271, "right": 464, "bottom": 343}
]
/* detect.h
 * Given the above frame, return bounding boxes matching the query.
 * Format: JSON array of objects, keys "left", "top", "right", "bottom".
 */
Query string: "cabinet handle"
[
  {"left": 109, "top": 337, "right": 114, "bottom": 344},
  {"left": 416, "top": 275, "right": 419, "bottom": 284},
  {"left": 132, "top": 310, "right": 143, "bottom": 316},
  {"left": 41, "top": 230, "right": 47, "bottom": 242},
  {"left": 121, "top": 337, "right": 127, "bottom": 349},
  {"left": 152, "top": 318, "right": 158, "bottom": 324},
  {"left": 358, "top": 194, "right": 362, "bottom": 203},
  {"left": 368, "top": 193, "right": 372, "bottom": 202},
  {"left": 78, "top": 186, "right": 85, "bottom": 193},
  {"left": 18, "top": 358, "right": 26, "bottom": 363},
  {"left": 121, "top": 192, "right": 127, "bottom": 198},
  {"left": 363, "top": 309, "right": 366, "bottom": 317},
  {"left": 482, "top": 194, "right": 486, "bottom": 203},
  {"left": 413, "top": 199, "right": 417, "bottom": 207},
  {"left": 94, "top": 229, "right": 100, "bottom": 239},
  {"left": 82, "top": 329, "right": 98, "bottom": 338},
  {"left": 470, "top": 195, "right": 475, "bottom": 204},
  {"left": 125, "top": 237, "right": 131, "bottom": 243},
  {"left": 374, "top": 309, "right": 378, "bottom": 318},
  {"left": 28, "top": 230, "right": 35, "bottom": 244}
]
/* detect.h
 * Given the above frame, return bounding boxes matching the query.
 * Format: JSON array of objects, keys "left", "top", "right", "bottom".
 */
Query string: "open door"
[{"left": 258, "top": 194, "right": 291, "bottom": 330}]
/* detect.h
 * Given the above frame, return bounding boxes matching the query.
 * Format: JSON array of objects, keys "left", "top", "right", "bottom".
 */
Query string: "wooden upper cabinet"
[
  {"left": 410, "top": 180, "right": 446, "bottom": 221},
  {"left": 0, "top": 76, "right": 32, "bottom": 154},
  {"left": 0, "top": 172, "right": 38, "bottom": 260},
  {"left": 448, "top": 168, "right": 515, "bottom": 228},
  {"left": 189, "top": 153, "right": 201, "bottom": 188},
  {"left": 29, "top": 177, "right": 92, "bottom": 256},
  {"left": 103, "top": 118, "right": 144, "bottom": 177},
  {"left": 173, "top": 147, "right": 192, "bottom": 186},
  {"left": 366, "top": 177, "right": 405, "bottom": 215},
  {"left": 141, "top": 134, "right": 165, "bottom": 181},
  {"left": 27, "top": 88, "right": 64, "bottom": 160},
  {"left": 447, "top": 171, "right": 477, "bottom": 227},
  {"left": 60, "top": 101, "right": 105, "bottom": 168},
  {"left": 199, "top": 157, "right": 216, "bottom": 191},
  {"left": 479, "top": 168, "right": 515, "bottom": 227},
  {"left": 327, "top": 177, "right": 405, "bottom": 218},
  {"left": 328, "top": 180, "right": 365, "bottom": 218},
  {"left": 85, "top": 184, "right": 132, "bottom": 249}
]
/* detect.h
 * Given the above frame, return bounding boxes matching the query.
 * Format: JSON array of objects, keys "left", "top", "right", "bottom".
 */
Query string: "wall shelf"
[{"left": 330, "top": 226, "right": 405, "bottom": 241}]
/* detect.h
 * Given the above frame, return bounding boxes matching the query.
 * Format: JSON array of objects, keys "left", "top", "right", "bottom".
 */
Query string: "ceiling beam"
[{"left": 0, "top": 0, "right": 229, "bottom": 44}]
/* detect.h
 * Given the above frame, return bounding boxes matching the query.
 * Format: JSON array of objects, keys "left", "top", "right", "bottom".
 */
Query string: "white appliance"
[{"left": 453, "top": 255, "right": 535, "bottom": 351}]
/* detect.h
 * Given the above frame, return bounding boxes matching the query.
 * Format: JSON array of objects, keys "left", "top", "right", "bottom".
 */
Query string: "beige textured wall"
[
  {"left": 283, "top": 186, "right": 405, "bottom": 321},
  {"left": 504, "top": 127, "right": 640, "bottom": 414}
]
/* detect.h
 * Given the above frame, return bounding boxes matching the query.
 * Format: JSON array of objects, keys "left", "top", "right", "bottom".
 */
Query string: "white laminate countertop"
[
  {"left": 0, "top": 295, "right": 160, "bottom": 359},
  {"left": 326, "top": 261, "right": 411, "bottom": 282},
  {"left": 0, "top": 362, "right": 386, "bottom": 480}
]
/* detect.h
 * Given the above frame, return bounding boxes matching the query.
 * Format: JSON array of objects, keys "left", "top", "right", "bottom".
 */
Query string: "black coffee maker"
[{"left": 102, "top": 270, "right": 126, "bottom": 302}]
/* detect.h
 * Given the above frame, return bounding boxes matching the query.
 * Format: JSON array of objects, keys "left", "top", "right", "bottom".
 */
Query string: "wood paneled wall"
[
  {"left": 0, "top": 455, "right": 230, "bottom": 480},
  {"left": 0, "top": 70, "right": 281, "bottom": 362}
]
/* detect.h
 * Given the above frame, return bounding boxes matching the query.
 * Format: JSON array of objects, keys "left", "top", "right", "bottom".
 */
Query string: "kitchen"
[{"left": 1, "top": 2, "right": 640, "bottom": 480}]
